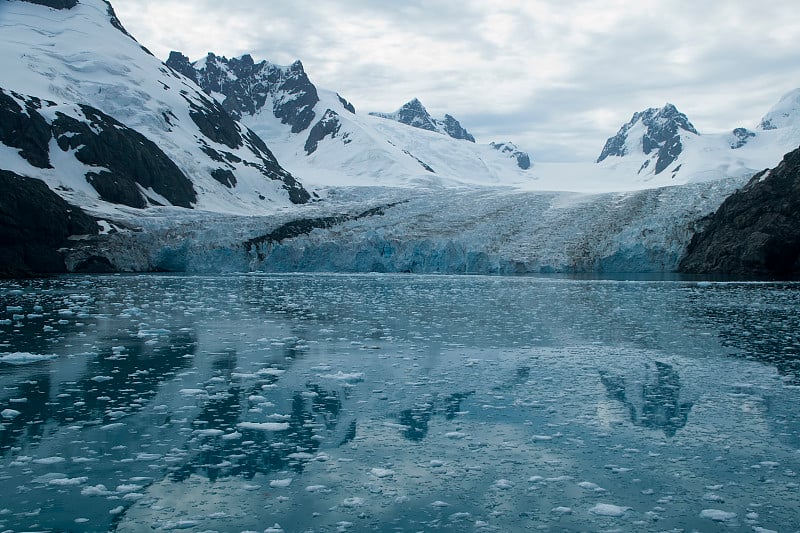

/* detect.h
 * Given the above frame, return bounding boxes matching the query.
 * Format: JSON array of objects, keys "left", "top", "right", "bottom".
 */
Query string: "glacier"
[{"left": 67, "top": 177, "right": 746, "bottom": 275}]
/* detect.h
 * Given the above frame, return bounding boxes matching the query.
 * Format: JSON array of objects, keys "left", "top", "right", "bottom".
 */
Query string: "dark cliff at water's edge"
[
  {"left": 679, "top": 145, "right": 800, "bottom": 278},
  {"left": 0, "top": 170, "right": 99, "bottom": 277}
]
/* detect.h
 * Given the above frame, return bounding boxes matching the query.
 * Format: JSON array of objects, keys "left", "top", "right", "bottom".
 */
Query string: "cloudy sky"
[{"left": 112, "top": 0, "right": 800, "bottom": 161}]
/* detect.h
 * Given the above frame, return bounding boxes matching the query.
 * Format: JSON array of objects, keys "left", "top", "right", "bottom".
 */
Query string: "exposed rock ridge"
[
  {"left": 0, "top": 169, "right": 98, "bottom": 277},
  {"left": 597, "top": 103, "right": 698, "bottom": 174},
  {"left": 679, "top": 145, "right": 800, "bottom": 277},
  {"left": 490, "top": 142, "right": 531, "bottom": 170},
  {"left": 166, "top": 51, "right": 320, "bottom": 133},
  {"left": 370, "top": 98, "right": 475, "bottom": 142}
]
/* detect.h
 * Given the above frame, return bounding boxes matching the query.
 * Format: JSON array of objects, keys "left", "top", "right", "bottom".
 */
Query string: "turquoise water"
[{"left": 0, "top": 274, "right": 798, "bottom": 532}]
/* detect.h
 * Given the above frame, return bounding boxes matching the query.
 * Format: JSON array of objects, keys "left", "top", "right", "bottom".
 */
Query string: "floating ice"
[
  {"left": 589, "top": 503, "right": 630, "bottom": 517},
  {"left": 342, "top": 497, "right": 365, "bottom": 507},
  {"left": 81, "top": 484, "right": 113, "bottom": 496},
  {"left": 318, "top": 371, "right": 365, "bottom": 382},
  {"left": 48, "top": 476, "right": 88, "bottom": 486},
  {"left": 370, "top": 468, "right": 395, "bottom": 478},
  {"left": 237, "top": 422, "right": 290, "bottom": 431},
  {"left": 700, "top": 509, "right": 737, "bottom": 522},
  {"left": 0, "top": 352, "right": 57, "bottom": 364},
  {"left": 269, "top": 478, "right": 293, "bottom": 488},
  {"left": 493, "top": 479, "right": 514, "bottom": 490},
  {"left": 33, "top": 456, "right": 65, "bottom": 465},
  {"left": 1, "top": 409, "right": 20, "bottom": 419}
]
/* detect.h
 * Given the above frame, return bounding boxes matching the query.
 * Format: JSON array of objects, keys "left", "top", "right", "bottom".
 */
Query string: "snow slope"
[
  {"left": 0, "top": 0, "right": 309, "bottom": 215},
  {"left": 175, "top": 49, "right": 800, "bottom": 194},
  {"left": 169, "top": 52, "right": 536, "bottom": 189},
  {"left": 591, "top": 96, "right": 800, "bottom": 191}
]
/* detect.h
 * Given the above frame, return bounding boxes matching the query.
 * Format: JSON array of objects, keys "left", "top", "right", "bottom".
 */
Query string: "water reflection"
[
  {"left": 599, "top": 361, "right": 692, "bottom": 437},
  {"left": 686, "top": 284, "right": 800, "bottom": 382},
  {"left": 172, "top": 379, "right": 348, "bottom": 482},
  {"left": 398, "top": 391, "right": 474, "bottom": 441},
  {"left": 0, "top": 330, "right": 197, "bottom": 455}
]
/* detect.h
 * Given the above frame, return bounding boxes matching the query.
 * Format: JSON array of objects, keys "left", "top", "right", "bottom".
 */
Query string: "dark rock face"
[
  {"left": 337, "top": 94, "right": 356, "bottom": 114},
  {"left": 1, "top": 87, "right": 197, "bottom": 209},
  {"left": 304, "top": 109, "right": 343, "bottom": 155},
  {"left": 167, "top": 52, "right": 320, "bottom": 133},
  {"left": 19, "top": 0, "right": 78, "bottom": 9},
  {"left": 441, "top": 114, "right": 475, "bottom": 142},
  {"left": 211, "top": 168, "right": 237, "bottom": 188},
  {"left": 679, "top": 145, "right": 800, "bottom": 277},
  {"left": 52, "top": 105, "right": 197, "bottom": 208},
  {"left": 597, "top": 103, "right": 698, "bottom": 174},
  {"left": 731, "top": 127, "right": 756, "bottom": 149},
  {"left": 0, "top": 169, "right": 98, "bottom": 277},
  {"left": 370, "top": 98, "right": 476, "bottom": 142},
  {"left": 490, "top": 141, "right": 531, "bottom": 170},
  {"left": 179, "top": 91, "right": 243, "bottom": 150},
  {"left": 241, "top": 128, "right": 310, "bottom": 204},
  {"left": 392, "top": 98, "right": 439, "bottom": 132},
  {"left": 166, "top": 52, "right": 197, "bottom": 82},
  {"left": 0, "top": 89, "right": 54, "bottom": 169}
]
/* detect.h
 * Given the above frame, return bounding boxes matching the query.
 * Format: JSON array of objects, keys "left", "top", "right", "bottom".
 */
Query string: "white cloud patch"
[{"left": 112, "top": 0, "right": 800, "bottom": 161}]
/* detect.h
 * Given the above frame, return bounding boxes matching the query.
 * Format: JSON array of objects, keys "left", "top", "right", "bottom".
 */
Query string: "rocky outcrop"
[
  {"left": 730, "top": 127, "right": 755, "bottom": 149},
  {"left": 1, "top": 87, "right": 197, "bottom": 208},
  {"left": 440, "top": 114, "right": 475, "bottom": 142},
  {"left": 597, "top": 103, "right": 698, "bottom": 174},
  {"left": 370, "top": 98, "right": 475, "bottom": 142},
  {"left": 304, "top": 109, "right": 343, "bottom": 155},
  {"left": 490, "top": 142, "right": 531, "bottom": 170},
  {"left": 166, "top": 52, "right": 319, "bottom": 133},
  {"left": 679, "top": 145, "right": 800, "bottom": 277},
  {"left": 19, "top": 0, "right": 78, "bottom": 9},
  {"left": 0, "top": 170, "right": 98, "bottom": 277}
]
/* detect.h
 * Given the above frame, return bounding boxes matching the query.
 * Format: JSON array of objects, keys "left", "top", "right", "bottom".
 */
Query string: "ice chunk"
[
  {"left": 371, "top": 468, "right": 395, "bottom": 478},
  {"left": 237, "top": 422, "right": 290, "bottom": 431},
  {"left": 342, "top": 497, "right": 365, "bottom": 507},
  {"left": 700, "top": 509, "right": 737, "bottom": 522},
  {"left": 269, "top": 478, "right": 293, "bottom": 488},
  {"left": 589, "top": 503, "right": 629, "bottom": 517},
  {"left": 48, "top": 476, "right": 88, "bottom": 486},
  {"left": 493, "top": 479, "right": 514, "bottom": 490},
  {"left": 318, "top": 371, "right": 364, "bottom": 382},
  {"left": 1, "top": 409, "right": 21, "bottom": 419},
  {"left": 0, "top": 352, "right": 57, "bottom": 364},
  {"left": 33, "top": 456, "right": 65, "bottom": 465}
]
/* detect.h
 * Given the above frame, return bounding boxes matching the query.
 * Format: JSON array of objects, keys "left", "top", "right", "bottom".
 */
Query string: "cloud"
[{"left": 112, "top": 0, "right": 800, "bottom": 161}]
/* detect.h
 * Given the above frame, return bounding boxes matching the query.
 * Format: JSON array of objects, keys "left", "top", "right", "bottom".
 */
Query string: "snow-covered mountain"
[
  {"left": 369, "top": 98, "right": 476, "bottom": 142},
  {"left": 759, "top": 88, "right": 800, "bottom": 131},
  {"left": 589, "top": 94, "right": 800, "bottom": 190},
  {"left": 597, "top": 103, "right": 699, "bottom": 175},
  {"left": 0, "top": 0, "right": 310, "bottom": 215},
  {"left": 169, "top": 50, "right": 534, "bottom": 188}
]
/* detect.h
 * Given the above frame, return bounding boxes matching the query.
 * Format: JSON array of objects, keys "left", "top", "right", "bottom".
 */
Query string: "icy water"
[{"left": 1, "top": 274, "right": 799, "bottom": 533}]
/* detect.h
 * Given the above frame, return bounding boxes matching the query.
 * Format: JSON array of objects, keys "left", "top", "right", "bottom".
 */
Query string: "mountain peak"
[
  {"left": 370, "top": 99, "right": 475, "bottom": 142},
  {"left": 758, "top": 88, "right": 800, "bottom": 131},
  {"left": 490, "top": 142, "right": 531, "bottom": 170},
  {"left": 165, "top": 51, "right": 320, "bottom": 133},
  {"left": 597, "top": 102, "right": 698, "bottom": 174}
]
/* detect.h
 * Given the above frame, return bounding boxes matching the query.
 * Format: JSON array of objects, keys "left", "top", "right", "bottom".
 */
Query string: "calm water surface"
[{"left": 0, "top": 274, "right": 799, "bottom": 532}]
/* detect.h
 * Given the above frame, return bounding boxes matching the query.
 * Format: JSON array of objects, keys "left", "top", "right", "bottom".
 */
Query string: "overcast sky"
[{"left": 112, "top": 0, "right": 800, "bottom": 161}]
